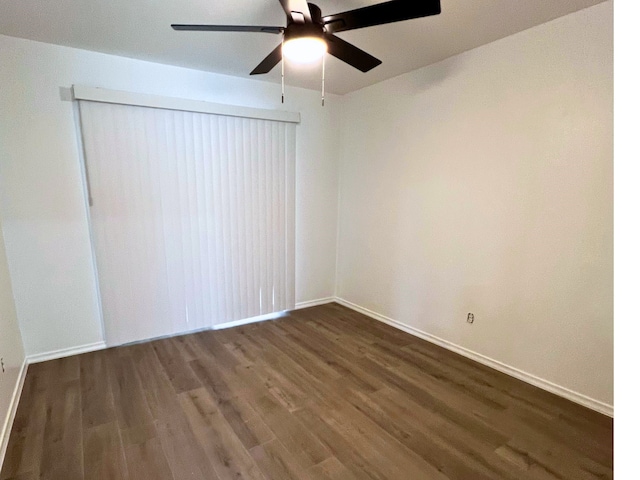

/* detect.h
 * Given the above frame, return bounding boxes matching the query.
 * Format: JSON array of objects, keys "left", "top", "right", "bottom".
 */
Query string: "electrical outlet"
[{"left": 467, "top": 313, "right": 474, "bottom": 324}]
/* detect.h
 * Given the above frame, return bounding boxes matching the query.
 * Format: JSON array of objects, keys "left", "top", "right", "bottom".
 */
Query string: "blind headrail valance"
[{"left": 71, "top": 85, "right": 301, "bottom": 124}]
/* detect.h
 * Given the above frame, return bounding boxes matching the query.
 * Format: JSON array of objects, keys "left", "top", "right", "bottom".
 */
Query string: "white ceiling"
[{"left": 0, "top": 0, "right": 607, "bottom": 95}]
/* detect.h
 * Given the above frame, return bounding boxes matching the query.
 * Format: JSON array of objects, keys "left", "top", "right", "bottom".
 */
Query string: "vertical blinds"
[{"left": 78, "top": 100, "right": 295, "bottom": 346}]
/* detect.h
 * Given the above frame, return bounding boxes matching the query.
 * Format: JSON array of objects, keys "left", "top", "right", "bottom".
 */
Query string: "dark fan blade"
[
  {"left": 251, "top": 44, "right": 283, "bottom": 75},
  {"left": 325, "top": 34, "right": 381, "bottom": 72},
  {"left": 278, "top": 0, "right": 312, "bottom": 24},
  {"left": 323, "top": 0, "right": 441, "bottom": 34},
  {"left": 171, "top": 24, "right": 284, "bottom": 33}
]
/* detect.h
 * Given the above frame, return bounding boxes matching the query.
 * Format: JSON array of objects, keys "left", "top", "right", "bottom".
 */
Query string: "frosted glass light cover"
[{"left": 283, "top": 37, "right": 327, "bottom": 63}]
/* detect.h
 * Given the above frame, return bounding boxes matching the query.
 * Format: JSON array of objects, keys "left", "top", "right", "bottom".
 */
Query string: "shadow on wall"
[{"left": 406, "top": 59, "right": 457, "bottom": 91}]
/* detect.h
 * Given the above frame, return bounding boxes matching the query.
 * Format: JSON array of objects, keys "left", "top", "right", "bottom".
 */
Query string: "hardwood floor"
[{"left": 1, "top": 303, "right": 613, "bottom": 479}]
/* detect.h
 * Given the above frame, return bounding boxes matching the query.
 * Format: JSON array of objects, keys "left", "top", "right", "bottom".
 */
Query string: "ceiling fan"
[{"left": 172, "top": 0, "right": 441, "bottom": 103}]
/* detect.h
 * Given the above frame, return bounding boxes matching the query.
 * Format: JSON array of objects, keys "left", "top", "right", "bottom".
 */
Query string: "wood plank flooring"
[{"left": 1, "top": 303, "right": 613, "bottom": 479}]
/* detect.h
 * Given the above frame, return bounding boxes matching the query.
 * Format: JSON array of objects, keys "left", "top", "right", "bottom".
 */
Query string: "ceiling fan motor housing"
[
  {"left": 285, "top": 3, "right": 325, "bottom": 42},
  {"left": 285, "top": 22, "right": 325, "bottom": 42}
]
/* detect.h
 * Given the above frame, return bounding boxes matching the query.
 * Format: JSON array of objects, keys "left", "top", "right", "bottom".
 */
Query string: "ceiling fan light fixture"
[
  {"left": 173, "top": 0, "right": 443, "bottom": 76},
  {"left": 282, "top": 36, "right": 327, "bottom": 64}
]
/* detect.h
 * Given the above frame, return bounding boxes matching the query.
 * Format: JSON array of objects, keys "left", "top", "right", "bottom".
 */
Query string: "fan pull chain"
[
  {"left": 321, "top": 53, "right": 326, "bottom": 107},
  {"left": 281, "top": 37, "right": 285, "bottom": 104}
]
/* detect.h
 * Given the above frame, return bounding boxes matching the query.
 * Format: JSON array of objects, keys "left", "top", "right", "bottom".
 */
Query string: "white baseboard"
[
  {"left": 294, "top": 297, "right": 335, "bottom": 310},
  {"left": 26, "top": 341, "right": 106, "bottom": 364},
  {"left": 334, "top": 297, "right": 613, "bottom": 417},
  {"left": 0, "top": 358, "right": 28, "bottom": 470}
]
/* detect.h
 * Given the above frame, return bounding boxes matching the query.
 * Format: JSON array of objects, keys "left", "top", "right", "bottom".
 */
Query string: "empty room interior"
[{"left": 0, "top": 0, "right": 615, "bottom": 479}]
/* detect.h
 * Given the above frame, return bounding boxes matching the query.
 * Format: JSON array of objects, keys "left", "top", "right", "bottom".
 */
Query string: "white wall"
[
  {"left": 336, "top": 2, "right": 613, "bottom": 407},
  {"left": 0, "top": 214, "right": 26, "bottom": 462},
  {"left": 0, "top": 35, "right": 339, "bottom": 356},
  {"left": 0, "top": 1, "right": 614, "bottom": 411}
]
